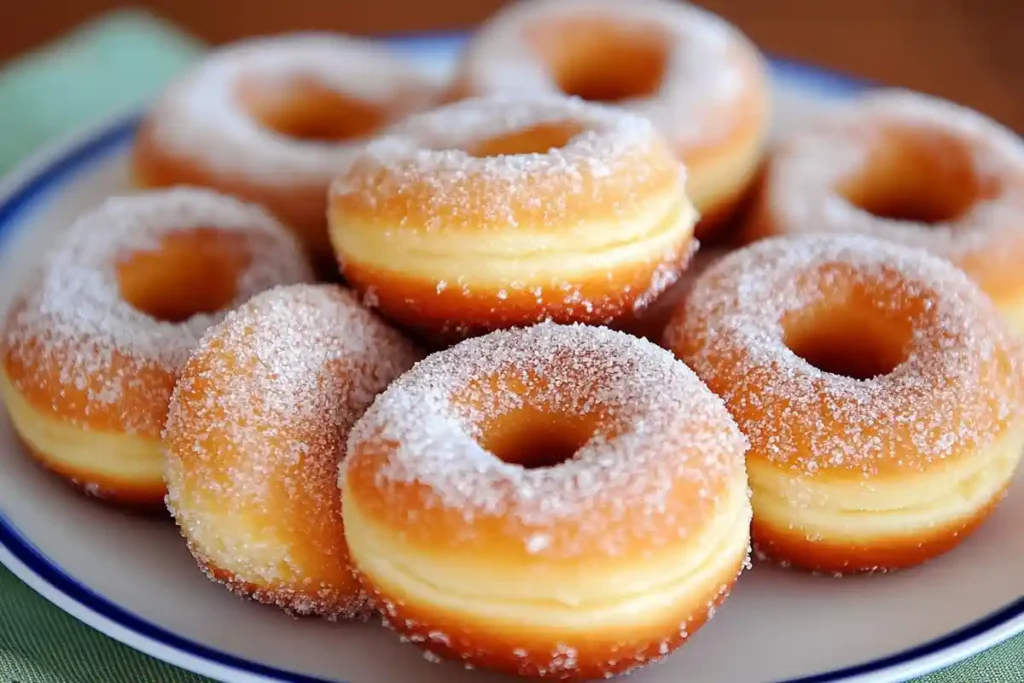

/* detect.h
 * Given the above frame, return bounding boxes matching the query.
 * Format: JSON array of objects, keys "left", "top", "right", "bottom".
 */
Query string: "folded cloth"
[
  {"left": 0, "top": 7, "right": 1020, "bottom": 683},
  {"left": 0, "top": 8, "right": 202, "bottom": 173}
]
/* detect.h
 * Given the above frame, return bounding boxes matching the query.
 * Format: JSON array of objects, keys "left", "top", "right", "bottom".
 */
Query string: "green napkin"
[
  {"left": 0, "top": 8, "right": 201, "bottom": 173},
  {"left": 0, "top": 8, "right": 1020, "bottom": 683}
]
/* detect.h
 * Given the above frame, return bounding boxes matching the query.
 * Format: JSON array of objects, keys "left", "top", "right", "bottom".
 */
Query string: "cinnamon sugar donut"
[
  {"left": 0, "top": 188, "right": 313, "bottom": 507},
  {"left": 132, "top": 33, "right": 439, "bottom": 266},
  {"left": 666, "top": 234, "right": 1024, "bottom": 574},
  {"left": 448, "top": 0, "right": 770, "bottom": 239},
  {"left": 743, "top": 89, "right": 1024, "bottom": 334},
  {"left": 164, "top": 284, "right": 419, "bottom": 618},
  {"left": 328, "top": 94, "right": 698, "bottom": 346},
  {"left": 342, "top": 322, "right": 751, "bottom": 679}
]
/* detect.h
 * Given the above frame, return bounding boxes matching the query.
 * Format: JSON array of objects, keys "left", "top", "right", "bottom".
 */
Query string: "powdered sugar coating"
[
  {"left": 141, "top": 33, "right": 438, "bottom": 185},
  {"left": 758, "top": 88, "right": 1024, "bottom": 262},
  {"left": 164, "top": 284, "right": 420, "bottom": 619},
  {"left": 331, "top": 93, "right": 681, "bottom": 233},
  {"left": 345, "top": 322, "right": 749, "bottom": 559},
  {"left": 329, "top": 94, "right": 694, "bottom": 344},
  {"left": 1, "top": 187, "right": 313, "bottom": 434},
  {"left": 453, "top": 0, "right": 765, "bottom": 147},
  {"left": 668, "top": 234, "right": 1024, "bottom": 477}
]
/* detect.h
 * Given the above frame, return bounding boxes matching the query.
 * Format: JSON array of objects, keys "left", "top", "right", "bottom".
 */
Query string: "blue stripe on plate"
[{"left": 0, "top": 33, "right": 1018, "bottom": 683}]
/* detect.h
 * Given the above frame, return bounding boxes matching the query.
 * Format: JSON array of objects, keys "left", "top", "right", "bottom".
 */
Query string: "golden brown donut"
[
  {"left": 342, "top": 322, "right": 751, "bottom": 679},
  {"left": 328, "top": 94, "right": 698, "bottom": 346},
  {"left": 0, "top": 188, "right": 313, "bottom": 508},
  {"left": 666, "top": 234, "right": 1024, "bottom": 574},
  {"left": 132, "top": 33, "right": 439, "bottom": 268},
  {"left": 447, "top": 0, "right": 770, "bottom": 239},
  {"left": 743, "top": 89, "right": 1024, "bottom": 335},
  {"left": 163, "top": 284, "right": 420, "bottom": 618}
]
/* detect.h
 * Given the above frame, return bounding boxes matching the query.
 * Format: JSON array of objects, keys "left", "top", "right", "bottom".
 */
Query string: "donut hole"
[
  {"left": 478, "top": 408, "right": 595, "bottom": 470},
  {"left": 117, "top": 229, "right": 249, "bottom": 323},
  {"left": 237, "top": 75, "right": 386, "bottom": 142},
  {"left": 468, "top": 121, "right": 584, "bottom": 157},
  {"left": 782, "top": 296, "right": 913, "bottom": 380},
  {"left": 527, "top": 20, "right": 669, "bottom": 103},
  {"left": 837, "top": 125, "right": 985, "bottom": 224}
]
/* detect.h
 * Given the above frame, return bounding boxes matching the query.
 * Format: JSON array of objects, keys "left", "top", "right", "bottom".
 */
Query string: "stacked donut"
[{"left": 2, "top": 0, "right": 1024, "bottom": 680}]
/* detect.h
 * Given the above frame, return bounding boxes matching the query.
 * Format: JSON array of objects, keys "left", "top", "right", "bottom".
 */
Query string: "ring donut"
[
  {"left": 342, "top": 322, "right": 751, "bottom": 679},
  {"left": 0, "top": 188, "right": 313, "bottom": 507},
  {"left": 666, "top": 234, "right": 1024, "bottom": 573},
  {"left": 328, "top": 94, "right": 698, "bottom": 346},
  {"left": 447, "top": 0, "right": 770, "bottom": 239},
  {"left": 132, "top": 33, "right": 439, "bottom": 266},
  {"left": 743, "top": 89, "right": 1024, "bottom": 334},
  {"left": 164, "top": 284, "right": 420, "bottom": 618}
]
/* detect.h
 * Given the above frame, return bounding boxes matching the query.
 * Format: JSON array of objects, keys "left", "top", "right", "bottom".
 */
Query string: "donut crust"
[
  {"left": 667, "top": 234, "right": 1024, "bottom": 573},
  {"left": 342, "top": 323, "right": 752, "bottom": 677}
]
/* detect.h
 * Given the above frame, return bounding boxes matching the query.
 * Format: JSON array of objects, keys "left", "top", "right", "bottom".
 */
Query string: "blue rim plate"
[{"left": 0, "top": 32, "right": 1020, "bottom": 683}]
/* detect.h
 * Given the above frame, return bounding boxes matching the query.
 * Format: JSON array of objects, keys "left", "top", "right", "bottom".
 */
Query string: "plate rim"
[{"left": 0, "top": 34, "right": 1020, "bottom": 683}]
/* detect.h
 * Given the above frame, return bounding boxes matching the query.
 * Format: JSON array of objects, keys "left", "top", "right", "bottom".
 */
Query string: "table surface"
[{"left": 0, "top": 0, "right": 1021, "bottom": 132}]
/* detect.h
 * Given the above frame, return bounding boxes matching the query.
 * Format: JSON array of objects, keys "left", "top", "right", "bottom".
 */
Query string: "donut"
[
  {"left": 132, "top": 33, "right": 439, "bottom": 267},
  {"left": 665, "top": 234, "right": 1024, "bottom": 574},
  {"left": 342, "top": 322, "right": 751, "bottom": 679},
  {"left": 742, "top": 89, "right": 1024, "bottom": 334},
  {"left": 447, "top": 0, "right": 770, "bottom": 239},
  {"left": 0, "top": 188, "right": 313, "bottom": 507},
  {"left": 163, "top": 284, "right": 420, "bottom": 618},
  {"left": 328, "top": 94, "right": 698, "bottom": 346}
]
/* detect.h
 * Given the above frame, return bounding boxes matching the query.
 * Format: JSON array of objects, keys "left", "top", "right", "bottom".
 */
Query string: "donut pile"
[{"left": 3, "top": 0, "right": 1024, "bottom": 679}]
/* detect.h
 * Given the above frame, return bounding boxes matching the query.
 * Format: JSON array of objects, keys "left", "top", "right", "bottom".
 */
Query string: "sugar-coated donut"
[
  {"left": 0, "top": 188, "right": 313, "bottom": 507},
  {"left": 447, "top": 0, "right": 770, "bottom": 239},
  {"left": 164, "top": 284, "right": 420, "bottom": 618},
  {"left": 743, "top": 89, "right": 1024, "bottom": 334},
  {"left": 328, "top": 94, "right": 698, "bottom": 346},
  {"left": 666, "top": 234, "right": 1024, "bottom": 574},
  {"left": 342, "top": 322, "right": 751, "bottom": 679},
  {"left": 132, "top": 33, "right": 439, "bottom": 266}
]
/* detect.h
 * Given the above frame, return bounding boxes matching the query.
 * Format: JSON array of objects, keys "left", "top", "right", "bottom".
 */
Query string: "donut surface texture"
[
  {"left": 0, "top": 188, "right": 313, "bottom": 507},
  {"left": 744, "top": 89, "right": 1024, "bottom": 334},
  {"left": 666, "top": 234, "right": 1024, "bottom": 573},
  {"left": 328, "top": 94, "right": 698, "bottom": 346},
  {"left": 164, "top": 284, "right": 420, "bottom": 618},
  {"left": 342, "top": 322, "right": 751, "bottom": 679}
]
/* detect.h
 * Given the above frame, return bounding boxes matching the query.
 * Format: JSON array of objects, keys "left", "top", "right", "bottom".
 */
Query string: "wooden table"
[{"left": 1, "top": 0, "right": 1021, "bottom": 131}]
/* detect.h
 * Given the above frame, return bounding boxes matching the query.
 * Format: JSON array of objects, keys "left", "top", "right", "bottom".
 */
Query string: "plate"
[{"left": 0, "top": 32, "right": 1021, "bottom": 683}]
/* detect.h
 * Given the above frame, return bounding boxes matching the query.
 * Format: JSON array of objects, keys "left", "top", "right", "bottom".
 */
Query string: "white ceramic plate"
[{"left": 0, "top": 33, "right": 1021, "bottom": 683}]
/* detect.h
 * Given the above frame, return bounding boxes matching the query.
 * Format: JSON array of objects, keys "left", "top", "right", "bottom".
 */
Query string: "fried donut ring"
[
  {"left": 132, "top": 33, "right": 438, "bottom": 266},
  {"left": 0, "top": 188, "right": 313, "bottom": 507},
  {"left": 164, "top": 284, "right": 420, "bottom": 618},
  {"left": 666, "top": 234, "right": 1024, "bottom": 574},
  {"left": 342, "top": 322, "right": 751, "bottom": 679},
  {"left": 328, "top": 94, "right": 698, "bottom": 346},
  {"left": 447, "top": 0, "right": 770, "bottom": 239},
  {"left": 743, "top": 89, "right": 1024, "bottom": 334}
]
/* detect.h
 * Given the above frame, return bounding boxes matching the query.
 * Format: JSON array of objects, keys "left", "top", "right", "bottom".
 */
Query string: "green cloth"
[
  {"left": 0, "top": 8, "right": 201, "bottom": 173},
  {"left": 0, "top": 9, "right": 1020, "bottom": 683}
]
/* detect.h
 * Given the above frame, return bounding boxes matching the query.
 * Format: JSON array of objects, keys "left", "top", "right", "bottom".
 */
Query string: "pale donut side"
[
  {"left": 342, "top": 322, "right": 751, "bottom": 679},
  {"left": 163, "top": 284, "right": 420, "bottom": 618}
]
